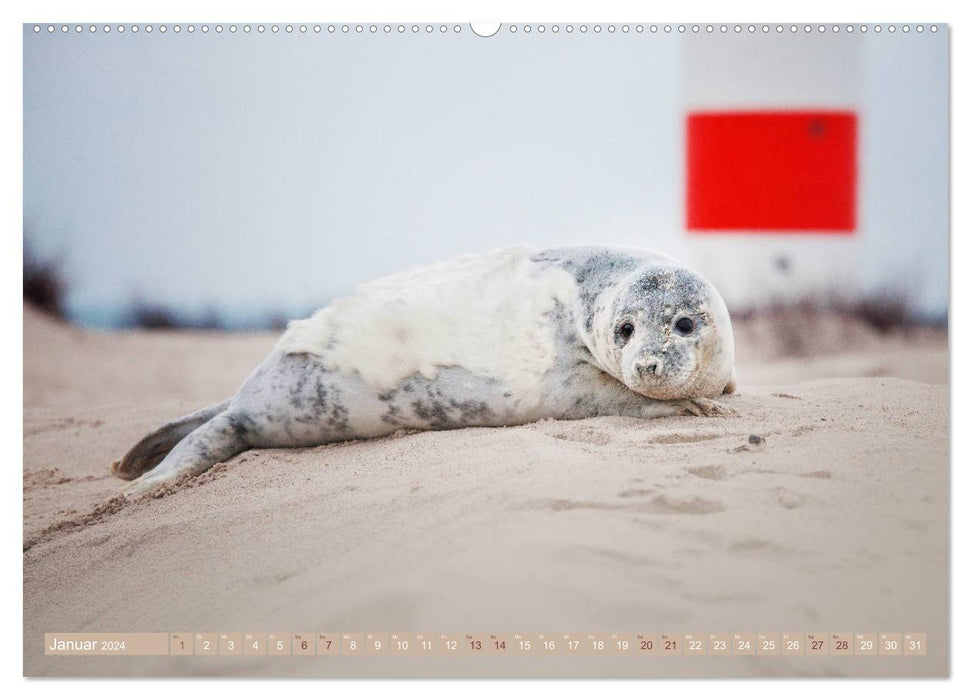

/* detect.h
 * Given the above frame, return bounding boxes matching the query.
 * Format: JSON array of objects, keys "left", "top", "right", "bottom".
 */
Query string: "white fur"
[{"left": 276, "top": 246, "right": 578, "bottom": 410}]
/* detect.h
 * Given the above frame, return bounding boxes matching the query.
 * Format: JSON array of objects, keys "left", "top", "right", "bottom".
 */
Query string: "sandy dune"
[{"left": 22, "top": 305, "right": 948, "bottom": 677}]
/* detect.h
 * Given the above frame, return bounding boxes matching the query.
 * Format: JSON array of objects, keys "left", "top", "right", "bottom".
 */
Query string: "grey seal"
[{"left": 113, "top": 245, "right": 736, "bottom": 495}]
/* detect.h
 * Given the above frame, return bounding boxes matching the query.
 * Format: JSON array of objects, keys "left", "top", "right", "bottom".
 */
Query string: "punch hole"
[{"left": 470, "top": 23, "right": 500, "bottom": 37}]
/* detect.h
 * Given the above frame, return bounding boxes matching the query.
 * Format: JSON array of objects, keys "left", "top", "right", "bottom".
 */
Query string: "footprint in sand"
[
  {"left": 23, "top": 469, "right": 103, "bottom": 487},
  {"left": 546, "top": 426, "right": 613, "bottom": 446},
  {"left": 728, "top": 538, "right": 796, "bottom": 557},
  {"left": 649, "top": 431, "right": 723, "bottom": 445},
  {"left": 24, "top": 417, "right": 104, "bottom": 436},
  {"left": 686, "top": 465, "right": 728, "bottom": 481},
  {"left": 542, "top": 494, "right": 724, "bottom": 515},
  {"left": 618, "top": 488, "right": 655, "bottom": 498},
  {"left": 771, "top": 487, "right": 807, "bottom": 509}
]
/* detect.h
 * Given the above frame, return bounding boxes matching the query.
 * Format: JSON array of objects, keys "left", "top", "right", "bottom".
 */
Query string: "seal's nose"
[{"left": 636, "top": 358, "right": 662, "bottom": 378}]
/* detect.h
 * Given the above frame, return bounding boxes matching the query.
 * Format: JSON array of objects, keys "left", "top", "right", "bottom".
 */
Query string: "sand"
[{"left": 22, "top": 304, "right": 949, "bottom": 677}]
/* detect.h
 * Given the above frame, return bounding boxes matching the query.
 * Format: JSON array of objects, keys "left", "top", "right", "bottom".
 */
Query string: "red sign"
[{"left": 686, "top": 111, "right": 857, "bottom": 233}]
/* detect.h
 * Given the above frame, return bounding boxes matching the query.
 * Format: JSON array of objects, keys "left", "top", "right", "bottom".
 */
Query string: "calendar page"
[{"left": 22, "top": 20, "right": 949, "bottom": 678}]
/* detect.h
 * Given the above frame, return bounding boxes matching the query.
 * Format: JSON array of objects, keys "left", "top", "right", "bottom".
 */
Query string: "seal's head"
[{"left": 589, "top": 262, "right": 736, "bottom": 400}]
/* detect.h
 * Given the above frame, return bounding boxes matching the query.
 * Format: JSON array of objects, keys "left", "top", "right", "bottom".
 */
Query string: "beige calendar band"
[{"left": 45, "top": 632, "right": 927, "bottom": 657}]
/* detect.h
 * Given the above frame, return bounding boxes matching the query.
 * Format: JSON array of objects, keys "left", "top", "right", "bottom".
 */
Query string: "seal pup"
[{"left": 113, "top": 245, "right": 736, "bottom": 496}]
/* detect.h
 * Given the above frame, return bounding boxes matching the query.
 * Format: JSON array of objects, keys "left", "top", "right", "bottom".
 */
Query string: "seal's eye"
[
  {"left": 674, "top": 317, "right": 694, "bottom": 335},
  {"left": 619, "top": 322, "right": 635, "bottom": 341}
]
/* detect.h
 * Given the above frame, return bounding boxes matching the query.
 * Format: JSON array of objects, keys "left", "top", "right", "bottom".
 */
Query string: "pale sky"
[{"left": 23, "top": 24, "right": 948, "bottom": 326}]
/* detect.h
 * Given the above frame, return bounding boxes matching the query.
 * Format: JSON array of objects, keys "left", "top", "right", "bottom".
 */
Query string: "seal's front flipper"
[
  {"left": 673, "top": 397, "right": 737, "bottom": 417},
  {"left": 723, "top": 368, "right": 737, "bottom": 395},
  {"left": 118, "top": 411, "right": 249, "bottom": 498},
  {"left": 111, "top": 400, "right": 231, "bottom": 480}
]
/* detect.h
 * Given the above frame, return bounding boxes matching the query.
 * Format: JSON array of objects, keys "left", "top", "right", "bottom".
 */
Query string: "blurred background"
[{"left": 23, "top": 24, "right": 947, "bottom": 335}]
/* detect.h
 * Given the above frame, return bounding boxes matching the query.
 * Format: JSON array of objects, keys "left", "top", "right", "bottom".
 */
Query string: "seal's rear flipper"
[
  {"left": 119, "top": 411, "right": 250, "bottom": 498},
  {"left": 111, "top": 400, "right": 231, "bottom": 480}
]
